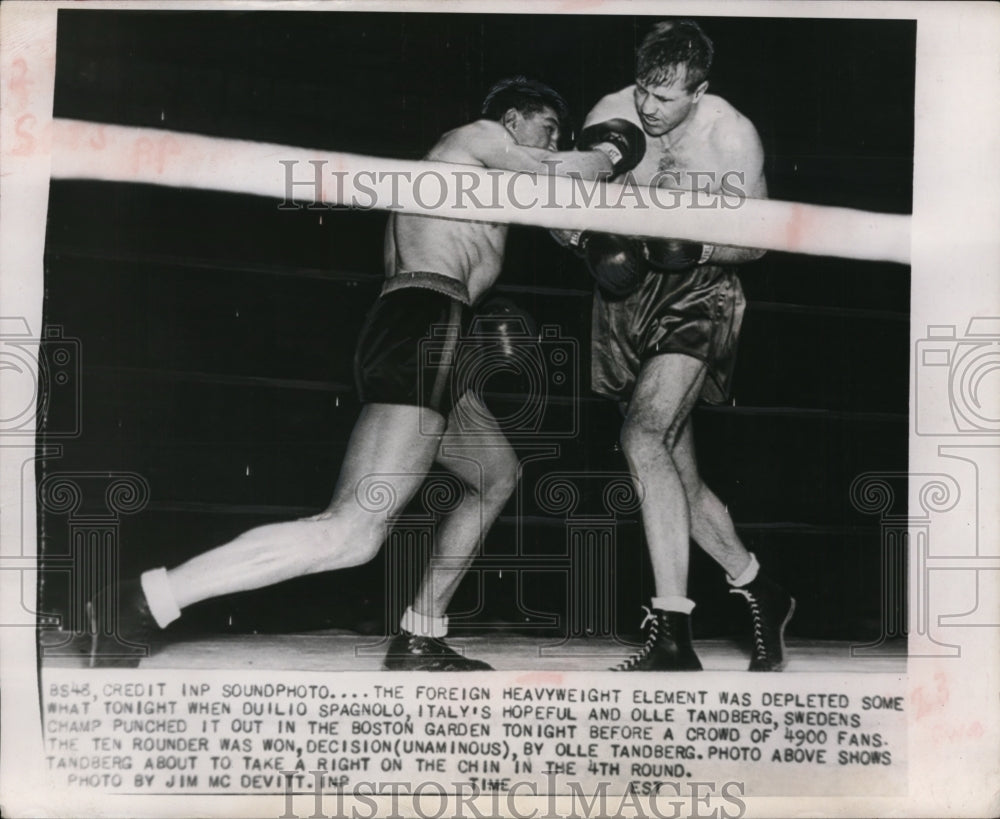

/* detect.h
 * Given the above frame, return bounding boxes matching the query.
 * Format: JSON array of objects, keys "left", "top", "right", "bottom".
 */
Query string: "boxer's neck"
[{"left": 655, "top": 102, "right": 703, "bottom": 149}]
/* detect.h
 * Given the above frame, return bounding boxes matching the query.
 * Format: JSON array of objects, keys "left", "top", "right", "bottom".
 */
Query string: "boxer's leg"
[
  {"left": 672, "top": 418, "right": 751, "bottom": 578},
  {"left": 385, "top": 392, "right": 516, "bottom": 671},
  {"left": 89, "top": 403, "right": 446, "bottom": 666},
  {"left": 168, "top": 403, "right": 445, "bottom": 608},
  {"left": 673, "top": 413, "right": 795, "bottom": 672},
  {"left": 620, "top": 354, "right": 706, "bottom": 598},
  {"left": 421, "top": 392, "right": 517, "bottom": 618},
  {"left": 614, "top": 353, "right": 705, "bottom": 671}
]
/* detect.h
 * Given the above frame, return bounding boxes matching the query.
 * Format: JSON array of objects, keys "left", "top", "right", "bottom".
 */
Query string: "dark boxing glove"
[
  {"left": 577, "top": 119, "right": 646, "bottom": 176},
  {"left": 579, "top": 232, "right": 648, "bottom": 298},
  {"left": 643, "top": 238, "right": 715, "bottom": 272},
  {"left": 465, "top": 297, "right": 541, "bottom": 421},
  {"left": 470, "top": 297, "right": 538, "bottom": 358}
]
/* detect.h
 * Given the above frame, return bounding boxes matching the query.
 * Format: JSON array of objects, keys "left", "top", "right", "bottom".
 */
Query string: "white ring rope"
[{"left": 51, "top": 119, "right": 911, "bottom": 265}]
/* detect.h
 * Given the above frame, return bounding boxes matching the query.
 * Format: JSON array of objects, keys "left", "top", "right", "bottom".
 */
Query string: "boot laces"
[
  {"left": 731, "top": 588, "right": 767, "bottom": 660},
  {"left": 615, "top": 607, "right": 658, "bottom": 671}
]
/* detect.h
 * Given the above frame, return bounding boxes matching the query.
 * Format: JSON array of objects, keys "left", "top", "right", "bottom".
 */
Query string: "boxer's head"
[
  {"left": 634, "top": 20, "right": 713, "bottom": 137},
  {"left": 482, "top": 76, "right": 569, "bottom": 151}
]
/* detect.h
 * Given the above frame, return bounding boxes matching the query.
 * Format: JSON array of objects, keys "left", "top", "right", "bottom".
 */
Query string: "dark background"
[{"left": 40, "top": 11, "right": 914, "bottom": 646}]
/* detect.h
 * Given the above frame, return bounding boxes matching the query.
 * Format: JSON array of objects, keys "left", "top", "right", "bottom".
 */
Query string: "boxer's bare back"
[{"left": 387, "top": 111, "right": 611, "bottom": 304}]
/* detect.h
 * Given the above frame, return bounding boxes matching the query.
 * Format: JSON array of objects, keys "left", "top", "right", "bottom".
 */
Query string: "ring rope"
[{"left": 51, "top": 119, "right": 911, "bottom": 265}]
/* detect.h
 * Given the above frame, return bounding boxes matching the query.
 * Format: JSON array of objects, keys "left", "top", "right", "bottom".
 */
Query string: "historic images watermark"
[
  {"left": 278, "top": 773, "right": 748, "bottom": 819},
  {"left": 915, "top": 318, "right": 1000, "bottom": 437},
  {"left": 0, "top": 317, "right": 81, "bottom": 440},
  {"left": 848, "top": 316, "right": 1000, "bottom": 658},
  {"left": 277, "top": 160, "right": 750, "bottom": 213}
]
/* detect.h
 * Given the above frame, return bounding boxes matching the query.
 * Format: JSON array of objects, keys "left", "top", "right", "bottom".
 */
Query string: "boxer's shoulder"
[
  {"left": 701, "top": 95, "right": 763, "bottom": 157},
  {"left": 427, "top": 119, "right": 509, "bottom": 164},
  {"left": 583, "top": 86, "right": 641, "bottom": 129}
]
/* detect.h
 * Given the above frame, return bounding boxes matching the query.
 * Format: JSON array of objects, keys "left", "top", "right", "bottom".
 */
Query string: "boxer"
[
  {"left": 558, "top": 21, "right": 795, "bottom": 671},
  {"left": 89, "top": 76, "right": 640, "bottom": 670}
]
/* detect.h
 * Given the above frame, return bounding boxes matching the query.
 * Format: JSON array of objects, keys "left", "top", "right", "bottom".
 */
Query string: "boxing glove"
[
  {"left": 464, "top": 297, "right": 541, "bottom": 420},
  {"left": 470, "top": 296, "right": 538, "bottom": 357},
  {"left": 549, "top": 228, "right": 583, "bottom": 250},
  {"left": 577, "top": 118, "right": 646, "bottom": 176},
  {"left": 579, "top": 232, "right": 649, "bottom": 298},
  {"left": 644, "top": 238, "right": 714, "bottom": 271}
]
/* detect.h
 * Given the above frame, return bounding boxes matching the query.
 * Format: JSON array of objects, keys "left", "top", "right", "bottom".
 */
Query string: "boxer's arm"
[
  {"left": 439, "top": 120, "right": 612, "bottom": 178},
  {"left": 482, "top": 142, "right": 613, "bottom": 179},
  {"left": 549, "top": 91, "right": 644, "bottom": 250},
  {"left": 703, "top": 118, "right": 768, "bottom": 265},
  {"left": 582, "top": 88, "right": 639, "bottom": 131}
]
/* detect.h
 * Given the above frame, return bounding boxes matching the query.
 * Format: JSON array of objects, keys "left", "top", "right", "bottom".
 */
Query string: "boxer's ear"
[
  {"left": 501, "top": 107, "right": 520, "bottom": 132},
  {"left": 692, "top": 81, "right": 709, "bottom": 102}
]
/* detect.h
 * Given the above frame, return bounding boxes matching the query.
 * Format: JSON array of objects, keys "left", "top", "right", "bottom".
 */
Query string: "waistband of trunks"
[{"left": 381, "top": 271, "right": 472, "bottom": 306}]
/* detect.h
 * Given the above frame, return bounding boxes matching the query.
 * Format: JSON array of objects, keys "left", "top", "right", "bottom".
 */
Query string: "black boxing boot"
[
  {"left": 730, "top": 571, "right": 795, "bottom": 672},
  {"left": 383, "top": 606, "right": 492, "bottom": 671},
  {"left": 87, "top": 578, "right": 159, "bottom": 668},
  {"left": 612, "top": 607, "right": 702, "bottom": 671},
  {"left": 382, "top": 632, "right": 492, "bottom": 671}
]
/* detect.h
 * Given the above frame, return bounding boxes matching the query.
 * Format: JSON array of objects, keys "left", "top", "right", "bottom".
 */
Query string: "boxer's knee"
[
  {"left": 295, "top": 513, "right": 382, "bottom": 573},
  {"left": 481, "top": 450, "right": 518, "bottom": 508},
  {"left": 621, "top": 415, "right": 668, "bottom": 468}
]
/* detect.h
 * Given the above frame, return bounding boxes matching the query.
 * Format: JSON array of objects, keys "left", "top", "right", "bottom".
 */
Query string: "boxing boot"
[
  {"left": 612, "top": 607, "right": 702, "bottom": 671},
  {"left": 382, "top": 631, "right": 493, "bottom": 671},
  {"left": 730, "top": 573, "right": 795, "bottom": 671},
  {"left": 87, "top": 578, "right": 159, "bottom": 668}
]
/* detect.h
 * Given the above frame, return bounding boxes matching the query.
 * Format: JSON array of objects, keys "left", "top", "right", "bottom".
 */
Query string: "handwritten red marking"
[
  {"left": 911, "top": 670, "right": 950, "bottom": 721},
  {"left": 89, "top": 126, "right": 106, "bottom": 151},
  {"left": 130, "top": 135, "right": 181, "bottom": 175},
  {"left": 7, "top": 58, "right": 32, "bottom": 112},
  {"left": 158, "top": 135, "right": 181, "bottom": 173},
  {"left": 931, "top": 720, "right": 985, "bottom": 745},
  {"left": 513, "top": 671, "right": 565, "bottom": 687},
  {"left": 784, "top": 202, "right": 807, "bottom": 252},
  {"left": 12, "top": 114, "right": 36, "bottom": 156},
  {"left": 131, "top": 137, "right": 154, "bottom": 173}
]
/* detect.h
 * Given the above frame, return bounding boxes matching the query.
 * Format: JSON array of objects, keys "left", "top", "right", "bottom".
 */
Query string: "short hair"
[
  {"left": 481, "top": 76, "right": 570, "bottom": 130},
  {"left": 636, "top": 19, "right": 714, "bottom": 91}
]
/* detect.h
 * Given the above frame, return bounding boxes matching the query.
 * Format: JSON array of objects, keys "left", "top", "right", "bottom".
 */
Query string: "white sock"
[
  {"left": 651, "top": 595, "right": 695, "bottom": 615},
  {"left": 727, "top": 552, "right": 760, "bottom": 587},
  {"left": 140, "top": 568, "right": 181, "bottom": 628},
  {"left": 400, "top": 606, "right": 448, "bottom": 638}
]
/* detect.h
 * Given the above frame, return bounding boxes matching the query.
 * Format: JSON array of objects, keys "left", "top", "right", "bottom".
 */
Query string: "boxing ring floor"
[{"left": 42, "top": 631, "right": 906, "bottom": 673}]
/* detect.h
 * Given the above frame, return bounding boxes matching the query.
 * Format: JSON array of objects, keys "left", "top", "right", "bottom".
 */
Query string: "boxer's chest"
[{"left": 632, "top": 138, "right": 725, "bottom": 193}]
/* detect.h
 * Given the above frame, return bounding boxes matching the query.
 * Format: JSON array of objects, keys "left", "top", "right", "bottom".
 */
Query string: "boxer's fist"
[
  {"left": 470, "top": 297, "right": 538, "bottom": 355},
  {"left": 466, "top": 297, "right": 540, "bottom": 419},
  {"left": 644, "top": 238, "right": 712, "bottom": 271},
  {"left": 577, "top": 119, "right": 646, "bottom": 176},
  {"left": 549, "top": 228, "right": 584, "bottom": 250},
  {"left": 580, "top": 233, "right": 648, "bottom": 298}
]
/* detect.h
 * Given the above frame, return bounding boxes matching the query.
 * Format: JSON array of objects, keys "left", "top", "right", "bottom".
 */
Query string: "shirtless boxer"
[
  {"left": 89, "top": 77, "right": 638, "bottom": 670},
  {"left": 560, "top": 21, "right": 795, "bottom": 671}
]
